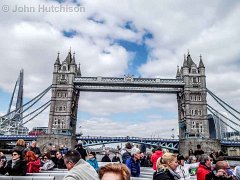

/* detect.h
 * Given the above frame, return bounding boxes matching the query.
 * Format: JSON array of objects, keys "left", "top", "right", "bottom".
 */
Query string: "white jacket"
[
  {"left": 63, "top": 159, "right": 98, "bottom": 180},
  {"left": 175, "top": 162, "right": 199, "bottom": 180}
]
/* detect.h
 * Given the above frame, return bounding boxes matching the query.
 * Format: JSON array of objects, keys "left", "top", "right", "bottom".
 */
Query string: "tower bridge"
[{"left": 1, "top": 50, "right": 240, "bottom": 156}]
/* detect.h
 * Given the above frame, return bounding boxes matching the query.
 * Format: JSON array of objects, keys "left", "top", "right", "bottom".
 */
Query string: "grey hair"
[{"left": 199, "top": 154, "right": 210, "bottom": 164}]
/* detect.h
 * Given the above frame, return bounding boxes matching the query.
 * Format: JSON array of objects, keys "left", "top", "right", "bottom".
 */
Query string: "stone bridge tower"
[
  {"left": 177, "top": 53, "right": 220, "bottom": 155},
  {"left": 37, "top": 51, "right": 81, "bottom": 149}
]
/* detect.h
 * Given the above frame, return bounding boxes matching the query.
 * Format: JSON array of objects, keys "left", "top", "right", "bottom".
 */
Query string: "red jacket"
[
  {"left": 196, "top": 163, "right": 211, "bottom": 180},
  {"left": 151, "top": 150, "right": 163, "bottom": 170},
  {"left": 27, "top": 159, "right": 41, "bottom": 173}
]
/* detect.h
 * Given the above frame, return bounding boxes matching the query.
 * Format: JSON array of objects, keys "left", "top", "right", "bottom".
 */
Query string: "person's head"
[
  {"left": 189, "top": 149, "right": 193, "bottom": 154},
  {"left": 77, "top": 143, "right": 83, "bottom": 148},
  {"left": 55, "top": 151, "right": 63, "bottom": 159},
  {"left": 131, "top": 147, "right": 141, "bottom": 160},
  {"left": 197, "top": 144, "right": 201, "bottom": 149},
  {"left": 125, "top": 142, "right": 132, "bottom": 150},
  {"left": 51, "top": 145, "right": 56, "bottom": 150},
  {"left": 162, "top": 148, "right": 169, "bottom": 154},
  {"left": 16, "top": 139, "right": 25, "bottom": 147},
  {"left": 177, "top": 154, "right": 185, "bottom": 166},
  {"left": 88, "top": 152, "right": 96, "bottom": 159},
  {"left": 25, "top": 151, "right": 37, "bottom": 162},
  {"left": 12, "top": 150, "right": 21, "bottom": 160},
  {"left": 215, "top": 160, "right": 229, "bottom": 171},
  {"left": 42, "top": 152, "right": 51, "bottom": 162},
  {"left": 105, "top": 150, "right": 110, "bottom": 156},
  {"left": 98, "top": 163, "right": 130, "bottom": 180},
  {"left": 215, "top": 161, "right": 233, "bottom": 177},
  {"left": 64, "top": 150, "right": 81, "bottom": 170},
  {"left": 31, "top": 141, "right": 37, "bottom": 147},
  {"left": 156, "top": 146, "right": 162, "bottom": 151},
  {"left": 199, "top": 154, "right": 211, "bottom": 167},
  {"left": 189, "top": 156, "right": 197, "bottom": 163},
  {"left": 156, "top": 152, "right": 178, "bottom": 171}
]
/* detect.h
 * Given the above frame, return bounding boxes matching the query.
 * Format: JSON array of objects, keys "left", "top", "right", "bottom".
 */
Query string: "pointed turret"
[
  {"left": 198, "top": 54, "right": 205, "bottom": 68},
  {"left": 65, "top": 51, "right": 72, "bottom": 64},
  {"left": 187, "top": 53, "right": 193, "bottom": 67},
  {"left": 176, "top": 66, "right": 181, "bottom": 79},
  {"left": 54, "top": 52, "right": 60, "bottom": 65},
  {"left": 77, "top": 63, "right": 81, "bottom": 76},
  {"left": 71, "top": 52, "right": 76, "bottom": 65},
  {"left": 183, "top": 54, "right": 188, "bottom": 67}
]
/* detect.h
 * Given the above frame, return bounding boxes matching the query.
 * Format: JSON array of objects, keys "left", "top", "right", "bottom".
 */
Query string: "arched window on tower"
[
  {"left": 61, "top": 74, "right": 66, "bottom": 80},
  {"left": 62, "top": 66, "right": 67, "bottom": 71},
  {"left": 195, "top": 110, "right": 198, "bottom": 115}
]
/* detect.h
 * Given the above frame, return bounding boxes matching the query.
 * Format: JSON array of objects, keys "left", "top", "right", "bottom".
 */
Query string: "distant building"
[{"left": 208, "top": 113, "right": 227, "bottom": 139}]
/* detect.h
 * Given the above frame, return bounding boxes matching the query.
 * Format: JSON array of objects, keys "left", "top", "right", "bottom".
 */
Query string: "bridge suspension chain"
[
  {"left": 207, "top": 105, "right": 240, "bottom": 128},
  {"left": 207, "top": 89, "right": 240, "bottom": 120},
  {"left": 20, "top": 100, "right": 51, "bottom": 123},
  {"left": 207, "top": 106, "right": 239, "bottom": 132},
  {"left": 1, "top": 85, "right": 51, "bottom": 119},
  {"left": 20, "top": 100, "right": 51, "bottom": 126}
]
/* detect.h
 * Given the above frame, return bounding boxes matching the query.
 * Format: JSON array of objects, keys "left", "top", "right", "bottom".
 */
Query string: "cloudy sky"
[{"left": 0, "top": 0, "right": 239, "bottom": 138}]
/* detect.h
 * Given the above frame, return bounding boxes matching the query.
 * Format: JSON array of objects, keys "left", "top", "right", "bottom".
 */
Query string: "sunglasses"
[
  {"left": 12, "top": 153, "right": 18, "bottom": 156},
  {"left": 43, "top": 158, "right": 48, "bottom": 160}
]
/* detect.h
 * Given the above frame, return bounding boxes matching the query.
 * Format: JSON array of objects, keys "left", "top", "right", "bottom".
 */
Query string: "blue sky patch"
[
  {"left": 123, "top": 21, "right": 138, "bottom": 33},
  {"left": 0, "top": 89, "right": 11, "bottom": 114},
  {"left": 62, "top": 30, "right": 77, "bottom": 38},
  {"left": 115, "top": 40, "right": 149, "bottom": 76},
  {"left": 87, "top": 16, "right": 105, "bottom": 24}
]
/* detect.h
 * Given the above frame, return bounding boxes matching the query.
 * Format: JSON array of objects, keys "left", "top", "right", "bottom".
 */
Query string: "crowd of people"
[{"left": 0, "top": 139, "right": 239, "bottom": 180}]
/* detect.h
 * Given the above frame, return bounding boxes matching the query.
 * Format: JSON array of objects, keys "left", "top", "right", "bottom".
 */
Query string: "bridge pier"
[
  {"left": 36, "top": 134, "right": 77, "bottom": 152},
  {"left": 179, "top": 139, "right": 221, "bottom": 156}
]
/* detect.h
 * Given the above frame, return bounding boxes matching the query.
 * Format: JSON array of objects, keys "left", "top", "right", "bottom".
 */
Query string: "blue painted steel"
[{"left": 0, "top": 135, "right": 37, "bottom": 141}]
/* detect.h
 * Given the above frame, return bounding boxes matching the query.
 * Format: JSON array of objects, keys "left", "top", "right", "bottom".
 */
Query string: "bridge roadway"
[{"left": 0, "top": 135, "right": 239, "bottom": 150}]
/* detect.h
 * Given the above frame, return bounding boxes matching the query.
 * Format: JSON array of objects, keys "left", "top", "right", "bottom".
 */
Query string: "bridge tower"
[
  {"left": 37, "top": 51, "right": 80, "bottom": 148},
  {"left": 177, "top": 53, "right": 220, "bottom": 155}
]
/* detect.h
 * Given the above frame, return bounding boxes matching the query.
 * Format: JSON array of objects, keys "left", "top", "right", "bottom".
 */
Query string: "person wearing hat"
[
  {"left": 175, "top": 154, "right": 199, "bottom": 180},
  {"left": 126, "top": 147, "right": 141, "bottom": 177}
]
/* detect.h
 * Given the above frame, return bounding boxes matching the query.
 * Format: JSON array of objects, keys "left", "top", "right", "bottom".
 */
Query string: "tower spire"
[
  {"left": 176, "top": 65, "right": 181, "bottom": 79},
  {"left": 71, "top": 52, "right": 76, "bottom": 64},
  {"left": 77, "top": 63, "right": 81, "bottom": 76},
  {"left": 183, "top": 54, "right": 188, "bottom": 67},
  {"left": 199, "top": 54, "right": 205, "bottom": 68},
  {"left": 54, "top": 52, "right": 60, "bottom": 65}
]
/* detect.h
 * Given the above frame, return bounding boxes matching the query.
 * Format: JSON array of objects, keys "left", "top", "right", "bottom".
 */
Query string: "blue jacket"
[
  {"left": 86, "top": 158, "right": 99, "bottom": 172},
  {"left": 126, "top": 157, "right": 140, "bottom": 177}
]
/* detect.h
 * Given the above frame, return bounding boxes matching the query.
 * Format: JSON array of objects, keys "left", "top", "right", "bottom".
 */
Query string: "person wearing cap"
[
  {"left": 126, "top": 147, "right": 141, "bottom": 177},
  {"left": 175, "top": 154, "right": 199, "bottom": 180}
]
